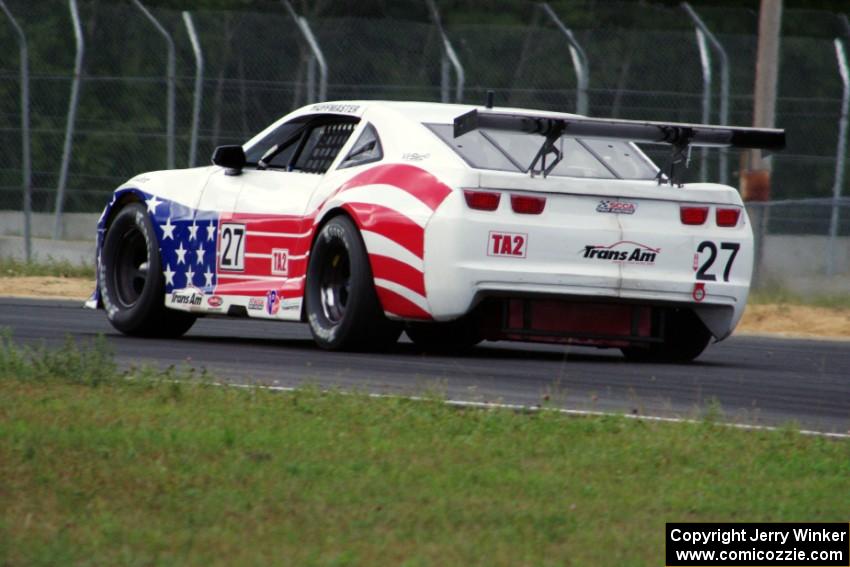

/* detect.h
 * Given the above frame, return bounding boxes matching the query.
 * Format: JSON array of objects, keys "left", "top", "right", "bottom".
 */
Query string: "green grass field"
[
  {"left": 1, "top": 335, "right": 849, "bottom": 566},
  {"left": 0, "top": 257, "right": 95, "bottom": 279}
]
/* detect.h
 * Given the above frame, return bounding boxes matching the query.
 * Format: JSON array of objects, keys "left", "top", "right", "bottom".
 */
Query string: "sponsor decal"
[
  {"left": 266, "top": 290, "right": 281, "bottom": 316},
  {"left": 207, "top": 295, "right": 223, "bottom": 308},
  {"left": 402, "top": 152, "right": 429, "bottom": 162},
  {"left": 271, "top": 248, "right": 289, "bottom": 276},
  {"left": 281, "top": 298, "right": 301, "bottom": 311},
  {"left": 596, "top": 199, "right": 637, "bottom": 215},
  {"left": 170, "top": 289, "right": 203, "bottom": 306},
  {"left": 488, "top": 231, "right": 527, "bottom": 258},
  {"left": 310, "top": 103, "right": 359, "bottom": 113},
  {"left": 248, "top": 297, "right": 265, "bottom": 311},
  {"left": 581, "top": 241, "right": 660, "bottom": 264}
]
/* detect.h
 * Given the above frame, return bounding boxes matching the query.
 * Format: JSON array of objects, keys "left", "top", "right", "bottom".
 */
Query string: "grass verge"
[
  {"left": 1, "top": 335, "right": 850, "bottom": 566},
  {"left": 0, "top": 257, "right": 95, "bottom": 279},
  {"left": 749, "top": 286, "right": 850, "bottom": 310}
]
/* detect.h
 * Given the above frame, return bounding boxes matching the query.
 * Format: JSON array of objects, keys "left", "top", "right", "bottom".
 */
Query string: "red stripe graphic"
[
  {"left": 375, "top": 286, "right": 431, "bottom": 320},
  {"left": 334, "top": 163, "right": 452, "bottom": 211},
  {"left": 211, "top": 164, "right": 453, "bottom": 318},
  {"left": 343, "top": 202, "right": 425, "bottom": 258},
  {"left": 369, "top": 254, "right": 426, "bottom": 297}
]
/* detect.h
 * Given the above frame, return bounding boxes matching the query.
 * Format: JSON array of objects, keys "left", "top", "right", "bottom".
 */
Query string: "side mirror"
[{"left": 211, "top": 145, "right": 246, "bottom": 176}]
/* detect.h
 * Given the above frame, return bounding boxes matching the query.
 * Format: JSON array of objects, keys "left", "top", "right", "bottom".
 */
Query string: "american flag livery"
[
  {"left": 100, "top": 164, "right": 453, "bottom": 320},
  {"left": 147, "top": 194, "right": 219, "bottom": 294},
  {"left": 213, "top": 212, "right": 312, "bottom": 300}
]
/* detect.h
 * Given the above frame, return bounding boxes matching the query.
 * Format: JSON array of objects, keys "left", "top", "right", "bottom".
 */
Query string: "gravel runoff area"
[{"left": 0, "top": 276, "right": 847, "bottom": 339}]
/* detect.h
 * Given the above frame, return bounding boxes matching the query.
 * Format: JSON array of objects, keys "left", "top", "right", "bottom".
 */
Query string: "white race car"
[{"left": 88, "top": 100, "right": 784, "bottom": 361}]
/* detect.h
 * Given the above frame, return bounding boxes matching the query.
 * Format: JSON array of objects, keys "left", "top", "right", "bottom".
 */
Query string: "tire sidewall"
[
  {"left": 99, "top": 203, "right": 164, "bottom": 333},
  {"left": 305, "top": 216, "right": 375, "bottom": 349}
]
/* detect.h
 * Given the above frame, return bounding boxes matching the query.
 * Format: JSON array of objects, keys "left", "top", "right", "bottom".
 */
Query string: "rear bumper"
[{"left": 422, "top": 190, "right": 752, "bottom": 339}]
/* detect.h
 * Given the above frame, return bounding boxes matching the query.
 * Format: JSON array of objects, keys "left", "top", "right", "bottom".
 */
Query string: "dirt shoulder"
[
  {"left": 1, "top": 277, "right": 848, "bottom": 339},
  {"left": 738, "top": 304, "right": 850, "bottom": 340},
  {"left": 0, "top": 276, "right": 95, "bottom": 301}
]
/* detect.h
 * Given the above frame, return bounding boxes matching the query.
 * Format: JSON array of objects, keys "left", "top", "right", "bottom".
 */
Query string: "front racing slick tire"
[
  {"left": 99, "top": 202, "right": 196, "bottom": 338},
  {"left": 305, "top": 215, "right": 402, "bottom": 351},
  {"left": 620, "top": 308, "right": 712, "bottom": 363},
  {"left": 405, "top": 316, "right": 483, "bottom": 353}
]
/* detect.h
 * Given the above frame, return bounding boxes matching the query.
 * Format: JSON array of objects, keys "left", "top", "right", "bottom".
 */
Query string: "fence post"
[
  {"left": 425, "top": 0, "right": 464, "bottom": 103},
  {"left": 53, "top": 0, "right": 84, "bottom": 240},
  {"left": 132, "top": 0, "right": 176, "bottom": 170},
  {"left": 682, "top": 2, "right": 730, "bottom": 185},
  {"left": 539, "top": 3, "right": 589, "bottom": 115},
  {"left": 694, "top": 28, "right": 712, "bottom": 182},
  {"left": 0, "top": 1, "right": 31, "bottom": 261},
  {"left": 183, "top": 11, "right": 203, "bottom": 168},
  {"left": 282, "top": 1, "right": 327, "bottom": 103},
  {"left": 827, "top": 38, "right": 849, "bottom": 276}
]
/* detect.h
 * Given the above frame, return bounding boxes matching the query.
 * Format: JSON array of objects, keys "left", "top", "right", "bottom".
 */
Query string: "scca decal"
[
  {"left": 488, "top": 231, "right": 527, "bottom": 258},
  {"left": 596, "top": 199, "right": 637, "bottom": 215}
]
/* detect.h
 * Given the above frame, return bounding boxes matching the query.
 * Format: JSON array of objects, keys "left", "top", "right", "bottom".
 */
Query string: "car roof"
[
  {"left": 289, "top": 100, "right": 583, "bottom": 124},
  {"left": 243, "top": 100, "right": 585, "bottom": 153}
]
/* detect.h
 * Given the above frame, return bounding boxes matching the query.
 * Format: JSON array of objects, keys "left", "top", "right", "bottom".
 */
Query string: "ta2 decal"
[
  {"left": 488, "top": 231, "right": 527, "bottom": 258},
  {"left": 271, "top": 248, "right": 289, "bottom": 276}
]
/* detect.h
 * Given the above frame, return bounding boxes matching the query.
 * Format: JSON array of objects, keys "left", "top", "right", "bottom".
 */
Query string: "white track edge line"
[{"left": 211, "top": 381, "right": 850, "bottom": 440}]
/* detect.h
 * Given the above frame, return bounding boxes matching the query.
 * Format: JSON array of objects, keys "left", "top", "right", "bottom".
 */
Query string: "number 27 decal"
[
  {"left": 219, "top": 223, "right": 246, "bottom": 271},
  {"left": 695, "top": 241, "right": 739, "bottom": 282}
]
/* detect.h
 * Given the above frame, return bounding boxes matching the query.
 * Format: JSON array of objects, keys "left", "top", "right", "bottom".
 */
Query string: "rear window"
[{"left": 425, "top": 123, "right": 657, "bottom": 180}]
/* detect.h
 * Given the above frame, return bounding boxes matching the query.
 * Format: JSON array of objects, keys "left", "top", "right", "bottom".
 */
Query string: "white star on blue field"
[{"left": 146, "top": 195, "right": 219, "bottom": 294}]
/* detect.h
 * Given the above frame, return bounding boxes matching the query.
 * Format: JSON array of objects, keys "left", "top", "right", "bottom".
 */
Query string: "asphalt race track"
[{"left": 1, "top": 298, "right": 848, "bottom": 434}]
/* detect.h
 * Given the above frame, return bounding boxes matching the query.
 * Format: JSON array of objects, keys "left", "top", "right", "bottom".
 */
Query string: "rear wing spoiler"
[{"left": 453, "top": 109, "right": 786, "bottom": 185}]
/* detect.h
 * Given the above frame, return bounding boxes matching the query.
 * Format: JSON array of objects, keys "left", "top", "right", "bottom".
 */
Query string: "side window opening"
[
  {"left": 244, "top": 119, "right": 306, "bottom": 166},
  {"left": 339, "top": 123, "right": 383, "bottom": 169},
  {"left": 293, "top": 122, "right": 357, "bottom": 174},
  {"left": 244, "top": 116, "right": 359, "bottom": 174}
]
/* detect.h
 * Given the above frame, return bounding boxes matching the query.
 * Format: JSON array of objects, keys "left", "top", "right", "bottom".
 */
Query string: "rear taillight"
[
  {"left": 680, "top": 206, "right": 709, "bottom": 225},
  {"left": 716, "top": 207, "right": 741, "bottom": 227},
  {"left": 510, "top": 194, "right": 546, "bottom": 215},
  {"left": 463, "top": 190, "right": 501, "bottom": 211}
]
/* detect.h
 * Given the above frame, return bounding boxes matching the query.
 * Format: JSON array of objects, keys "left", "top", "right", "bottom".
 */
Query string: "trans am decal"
[{"left": 581, "top": 241, "right": 660, "bottom": 264}]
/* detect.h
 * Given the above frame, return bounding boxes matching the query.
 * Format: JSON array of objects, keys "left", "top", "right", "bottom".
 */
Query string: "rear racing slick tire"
[
  {"left": 305, "top": 215, "right": 402, "bottom": 351},
  {"left": 99, "top": 202, "right": 196, "bottom": 338},
  {"left": 620, "top": 308, "right": 712, "bottom": 363}
]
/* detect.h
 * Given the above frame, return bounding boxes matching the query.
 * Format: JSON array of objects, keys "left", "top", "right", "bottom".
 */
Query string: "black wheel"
[
  {"left": 405, "top": 316, "right": 483, "bottom": 353},
  {"left": 99, "top": 202, "right": 196, "bottom": 338},
  {"left": 621, "top": 308, "right": 712, "bottom": 363},
  {"left": 305, "top": 215, "right": 401, "bottom": 350}
]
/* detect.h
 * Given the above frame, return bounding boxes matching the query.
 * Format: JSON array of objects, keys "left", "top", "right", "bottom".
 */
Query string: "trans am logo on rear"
[
  {"left": 596, "top": 200, "right": 637, "bottom": 215},
  {"left": 582, "top": 241, "right": 660, "bottom": 264}
]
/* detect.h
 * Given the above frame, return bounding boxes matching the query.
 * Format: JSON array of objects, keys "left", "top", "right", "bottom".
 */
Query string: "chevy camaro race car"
[{"left": 87, "top": 101, "right": 784, "bottom": 361}]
